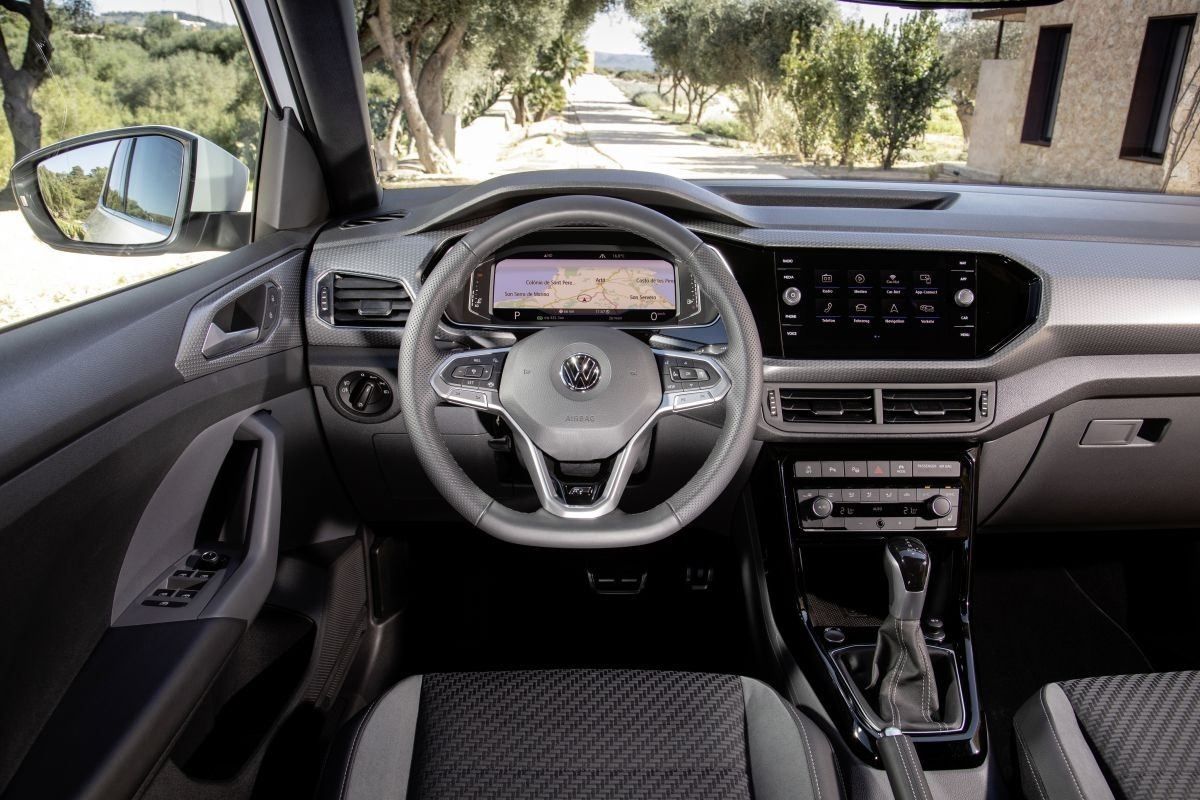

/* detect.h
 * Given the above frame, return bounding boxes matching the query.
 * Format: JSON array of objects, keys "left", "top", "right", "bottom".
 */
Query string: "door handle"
[{"left": 200, "top": 281, "right": 281, "bottom": 359}]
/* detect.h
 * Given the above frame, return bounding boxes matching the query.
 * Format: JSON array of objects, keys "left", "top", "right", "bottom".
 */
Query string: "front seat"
[
  {"left": 321, "top": 669, "right": 845, "bottom": 800},
  {"left": 1013, "top": 671, "right": 1200, "bottom": 800}
]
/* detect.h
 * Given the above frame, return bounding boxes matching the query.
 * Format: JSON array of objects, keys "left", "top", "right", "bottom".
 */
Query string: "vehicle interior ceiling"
[{"left": 2, "top": 0, "right": 1200, "bottom": 799}]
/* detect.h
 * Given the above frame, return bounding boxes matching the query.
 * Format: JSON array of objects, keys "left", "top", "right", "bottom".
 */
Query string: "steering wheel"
[{"left": 397, "top": 195, "right": 762, "bottom": 548}]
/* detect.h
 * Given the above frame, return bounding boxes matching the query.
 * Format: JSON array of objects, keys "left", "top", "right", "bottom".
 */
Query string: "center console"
[{"left": 754, "top": 446, "right": 984, "bottom": 768}]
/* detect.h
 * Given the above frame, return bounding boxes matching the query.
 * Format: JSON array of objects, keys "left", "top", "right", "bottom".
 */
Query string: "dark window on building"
[
  {"left": 1022, "top": 26, "right": 1072, "bottom": 146},
  {"left": 1122, "top": 15, "right": 1196, "bottom": 162}
]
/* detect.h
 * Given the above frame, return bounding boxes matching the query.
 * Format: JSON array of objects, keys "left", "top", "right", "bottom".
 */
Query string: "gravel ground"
[{"left": 0, "top": 210, "right": 218, "bottom": 329}]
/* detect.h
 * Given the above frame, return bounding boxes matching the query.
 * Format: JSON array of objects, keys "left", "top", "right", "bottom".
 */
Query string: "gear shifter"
[{"left": 870, "top": 537, "right": 942, "bottom": 730}]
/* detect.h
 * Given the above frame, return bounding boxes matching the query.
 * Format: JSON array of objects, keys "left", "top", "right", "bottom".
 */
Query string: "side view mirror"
[{"left": 8, "top": 126, "right": 251, "bottom": 255}]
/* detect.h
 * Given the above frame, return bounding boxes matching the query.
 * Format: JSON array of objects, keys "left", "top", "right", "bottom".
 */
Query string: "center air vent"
[
  {"left": 317, "top": 273, "right": 411, "bottom": 327},
  {"left": 339, "top": 210, "right": 408, "bottom": 229},
  {"left": 882, "top": 388, "right": 976, "bottom": 424},
  {"left": 779, "top": 388, "right": 875, "bottom": 424}
]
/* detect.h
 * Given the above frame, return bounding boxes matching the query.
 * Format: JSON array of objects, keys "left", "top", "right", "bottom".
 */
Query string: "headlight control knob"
[{"left": 337, "top": 371, "right": 394, "bottom": 417}]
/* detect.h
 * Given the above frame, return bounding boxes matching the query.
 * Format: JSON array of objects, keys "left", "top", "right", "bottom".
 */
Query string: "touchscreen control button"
[
  {"left": 813, "top": 270, "right": 841, "bottom": 287},
  {"left": 848, "top": 270, "right": 873, "bottom": 287},
  {"left": 913, "top": 299, "right": 940, "bottom": 317},
  {"left": 881, "top": 271, "right": 905, "bottom": 287},
  {"left": 913, "top": 270, "right": 938, "bottom": 288}
]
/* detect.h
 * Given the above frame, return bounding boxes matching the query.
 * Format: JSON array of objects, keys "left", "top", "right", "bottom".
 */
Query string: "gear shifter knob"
[{"left": 883, "top": 537, "right": 930, "bottom": 621}]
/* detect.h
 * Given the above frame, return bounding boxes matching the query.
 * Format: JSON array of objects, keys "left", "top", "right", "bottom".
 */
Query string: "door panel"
[{"left": 0, "top": 232, "right": 315, "bottom": 794}]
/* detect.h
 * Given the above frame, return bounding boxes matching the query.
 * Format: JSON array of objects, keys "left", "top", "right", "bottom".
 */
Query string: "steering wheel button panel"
[
  {"left": 430, "top": 342, "right": 731, "bottom": 519},
  {"left": 442, "top": 352, "right": 506, "bottom": 391}
]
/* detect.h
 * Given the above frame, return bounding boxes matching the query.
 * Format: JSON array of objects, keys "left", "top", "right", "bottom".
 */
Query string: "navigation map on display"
[{"left": 492, "top": 258, "right": 675, "bottom": 315}]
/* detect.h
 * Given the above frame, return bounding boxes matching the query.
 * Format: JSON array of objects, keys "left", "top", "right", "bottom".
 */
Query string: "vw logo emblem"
[{"left": 560, "top": 353, "right": 601, "bottom": 392}]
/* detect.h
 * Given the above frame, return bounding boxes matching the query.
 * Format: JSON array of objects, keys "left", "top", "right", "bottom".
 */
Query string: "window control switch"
[{"left": 142, "top": 599, "right": 186, "bottom": 608}]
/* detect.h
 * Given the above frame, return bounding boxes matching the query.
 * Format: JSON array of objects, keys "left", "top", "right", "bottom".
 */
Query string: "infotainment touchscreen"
[{"left": 491, "top": 255, "right": 676, "bottom": 322}]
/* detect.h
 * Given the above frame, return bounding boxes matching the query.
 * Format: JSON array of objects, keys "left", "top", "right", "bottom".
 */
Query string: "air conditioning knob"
[
  {"left": 810, "top": 496, "right": 834, "bottom": 519},
  {"left": 954, "top": 288, "right": 976, "bottom": 308},
  {"left": 926, "top": 495, "right": 953, "bottom": 519}
]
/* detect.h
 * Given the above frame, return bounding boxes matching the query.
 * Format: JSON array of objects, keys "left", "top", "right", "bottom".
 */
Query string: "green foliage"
[
  {"left": 637, "top": 0, "right": 832, "bottom": 131},
  {"left": 37, "top": 162, "right": 108, "bottom": 239},
  {"left": 0, "top": 9, "right": 262, "bottom": 179},
  {"left": 780, "top": 29, "right": 829, "bottom": 159},
  {"left": 866, "top": 12, "right": 952, "bottom": 169},
  {"left": 698, "top": 116, "right": 747, "bottom": 141},
  {"left": 810, "top": 20, "right": 872, "bottom": 165},
  {"left": 632, "top": 91, "right": 664, "bottom": 111}
]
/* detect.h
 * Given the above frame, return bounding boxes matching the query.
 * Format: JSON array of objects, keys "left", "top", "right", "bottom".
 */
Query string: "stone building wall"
[
  {"left": 968, "top": 60, "right": 1020, "bottom": 176},
  {"left": 976, "top": 0, "right": 1200, "bottom": 193}
]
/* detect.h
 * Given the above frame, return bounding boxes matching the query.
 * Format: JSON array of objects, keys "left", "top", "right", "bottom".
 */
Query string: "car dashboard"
[{"left": 302, "top": 170, "right": 1200, "bottom": 533}]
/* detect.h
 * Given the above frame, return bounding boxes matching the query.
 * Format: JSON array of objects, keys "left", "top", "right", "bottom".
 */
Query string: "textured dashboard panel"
[
  {"left": 174, "top": 251, "right": 305, "bottom": 380},
  {"left": 304, "top": 222, "right": 477, "bottom": 348}
]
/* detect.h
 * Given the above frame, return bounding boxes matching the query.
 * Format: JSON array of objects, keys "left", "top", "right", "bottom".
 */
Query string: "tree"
[
  {"left": 634, "top": 0, "right": 732, "bottom": 124},
  {"left": 359, "top": 0, "right": 606, "bottom": 174},
  {"left": 707, "top": 0, "right": 832, "bottom": 139},
  {"left": 780, "top": 30, "right": 828, "bottom": 160},
  {"left": 822, "top": 20, "right": 871, "bottom": 166},
  {"left": 636, "top": 0, "right": 695, "bottom": 118},
  {"left": 866, "top": 12, "right": 951, "bottom": 169},
  {"left": 0, "top": 0, "right": 92, "bottom": 203},
  {"left": 939, "top": 10, "right": 1021, "bottom": 147}
]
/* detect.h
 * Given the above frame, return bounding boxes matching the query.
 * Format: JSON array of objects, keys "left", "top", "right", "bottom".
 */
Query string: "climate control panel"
[{"left": 786, "top": 456, "right": 968, "bottom": 534}]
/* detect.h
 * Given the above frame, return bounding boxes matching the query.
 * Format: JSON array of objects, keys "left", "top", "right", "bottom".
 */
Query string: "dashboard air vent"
[
  {"left": 340, "top": 210, "right": 408, "bottom": 229},
  {"left": 330, "top": 274, "right": 411, "bottom": 327},
  {"left": 779, "top": 388, "right": 875, "bottom": 424},
  {"left": 882, "top": 388, "right": 975, "bottom": 424}
]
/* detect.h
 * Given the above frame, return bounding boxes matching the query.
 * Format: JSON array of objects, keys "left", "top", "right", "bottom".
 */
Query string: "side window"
[
  {"left": 102, "top": 140, "right": 132, "bottom": 213},
  {"left": 1, "top": 4, "right": 263, "bottom": 331}
]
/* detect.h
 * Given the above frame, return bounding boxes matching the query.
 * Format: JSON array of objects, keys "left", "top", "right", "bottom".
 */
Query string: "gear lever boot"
[{"left": 870, "top": 536, "right": 943, "bottom": 730}]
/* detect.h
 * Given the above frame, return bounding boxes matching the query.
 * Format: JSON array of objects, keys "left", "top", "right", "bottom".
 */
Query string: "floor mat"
[{"left": 972, "top": 541, "right": 1155, "bottom": 792}]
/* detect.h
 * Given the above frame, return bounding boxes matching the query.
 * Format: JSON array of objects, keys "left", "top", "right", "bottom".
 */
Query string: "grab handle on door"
[{"left": 200, "top": 282, "right": 281, "bottom": 359}]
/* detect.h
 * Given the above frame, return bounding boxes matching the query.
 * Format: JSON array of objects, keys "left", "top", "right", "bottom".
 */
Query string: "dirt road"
[{"left": 565, "top": 73, "right": 813, "bottom": 179}]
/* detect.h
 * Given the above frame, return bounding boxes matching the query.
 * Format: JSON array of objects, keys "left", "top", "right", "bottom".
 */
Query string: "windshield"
[{"left": 357, "top": 1, "right": 1200, "bottom": 195}]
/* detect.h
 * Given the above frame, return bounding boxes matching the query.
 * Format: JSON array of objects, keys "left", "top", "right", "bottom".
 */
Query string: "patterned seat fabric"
[
  {"left": 322, "top": 669, "right": 845, "bottom": 800},
  {"left": 1015, "top": 671, "right": 1200, "bottom": 800}
]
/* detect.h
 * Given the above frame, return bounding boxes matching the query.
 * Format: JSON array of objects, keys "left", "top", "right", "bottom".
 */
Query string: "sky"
[
  {"left": 92, "top": 0, "right": 235, "bottom": 24},
  {"left": 586, "top": 3, "right": 922, "bottom": 55},
  {"left": 91, "top": 0, "right": 919, "bottom": 57}
]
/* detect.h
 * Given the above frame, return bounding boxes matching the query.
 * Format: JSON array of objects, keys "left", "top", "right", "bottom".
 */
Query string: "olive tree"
[
  {"left": 866, "top": 12, "right": 951, "bottom": 169},
  {"left": 939, "top": 10, "right": 1021, "bottom": 147},
  {"left": 780, "top": 30, "right": 828, "bottom": 160},
  {"left": 0, "top": 0, "right": 92, "bottom": 201},
  {"left": 707, "top": 0, "right": 832, "bottom": 139},
  {"left": 359, "top": 0, "right": 606, "bottom": 174}
]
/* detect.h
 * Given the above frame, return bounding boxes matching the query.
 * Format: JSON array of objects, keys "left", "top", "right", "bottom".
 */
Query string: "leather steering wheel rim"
[{"left": 397, "top": 195, "right": 762, "bottom": 548}]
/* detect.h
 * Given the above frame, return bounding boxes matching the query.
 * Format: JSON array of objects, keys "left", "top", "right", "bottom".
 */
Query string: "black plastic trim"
[{"left": 2, "top": 619, "right": 246, "bottom": 800}]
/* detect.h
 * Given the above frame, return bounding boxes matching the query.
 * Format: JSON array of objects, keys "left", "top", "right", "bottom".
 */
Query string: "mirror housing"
[{"left": 8, "top": 126, "right": 250, "bottom": 255}]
